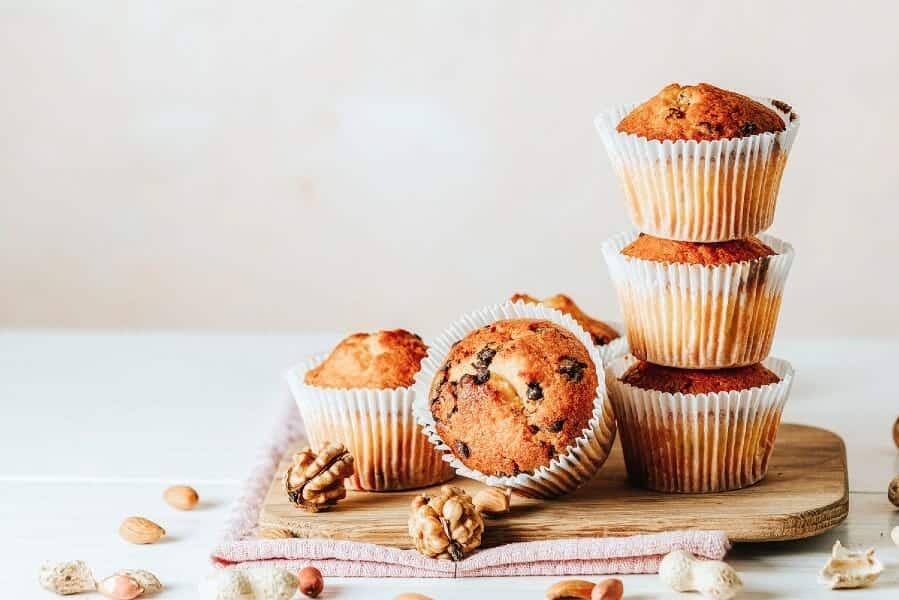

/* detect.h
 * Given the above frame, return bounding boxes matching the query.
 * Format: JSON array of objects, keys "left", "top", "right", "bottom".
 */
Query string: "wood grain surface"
[{"left": 258, "top": 423, "right": 848, "bottom": 545}]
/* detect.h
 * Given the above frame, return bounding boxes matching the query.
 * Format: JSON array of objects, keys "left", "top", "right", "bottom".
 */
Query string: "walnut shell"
[{"left": 408, "top": 485, "right": 484, "bottom": 561}]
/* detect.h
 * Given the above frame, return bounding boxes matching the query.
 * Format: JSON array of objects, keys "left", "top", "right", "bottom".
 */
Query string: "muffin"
[
  {"left": 607, "top": 355, "right": 794, "bottom": 493},
  {"left": 304, "top": 329, "right": 427, "bottom": 389},
  {"left": 603, "top": 231, "right": 793, "bottom": 369},
  {"left": 412, "top": 302, "right": 617, "bottom": 498},
  {"left": 510, "top": 293, "right": 620, "bottom": 346},
  {"left": 595, "top": 83, "right": 800, "bottom": 242},
  {"left": 619, "top": 360, "right": 780, "bottom": 393},
  {"left": 429, "top": 319, "right": 598, "bottom": 477},
  {"left": 616, "top": 83, "right": 786, "bottom": 141},
  {"left": 287, "top": 329, "right": 454, "bottom": 491}
]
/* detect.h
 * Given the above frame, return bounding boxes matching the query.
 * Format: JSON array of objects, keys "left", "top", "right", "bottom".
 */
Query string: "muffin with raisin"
[
  {"left": 603, "top": 232, "right": 793, "bottom": 369},
  {"left": 509, "top": 293, "right": 619, "bottom": 347},
  {"left": 413, "top": 305, "right": 617, "bottom": 498},
  {"left": 595, "top": 82, "right": 800, "bottom": 241},
  {"left": 607, "top": 355, "right": 794, "bottom": 493},
  {"left": 287, "top": 329, "right": 454, "bottom": 491}
]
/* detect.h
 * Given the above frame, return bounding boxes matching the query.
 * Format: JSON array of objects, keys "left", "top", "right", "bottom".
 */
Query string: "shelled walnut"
[
  {"left": 284, "top": 443, "right": 355, "bottom": 512},
  {"left": 408, "top": 485, "right": 484, "bottom": 561},
  {"left": 893, "top": 416, "right": 899, "bottom": 449}
]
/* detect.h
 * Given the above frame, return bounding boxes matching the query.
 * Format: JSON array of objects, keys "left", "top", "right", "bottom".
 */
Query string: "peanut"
[
  {"left": 297, "top": 566, "right": 323, "bottom": 598},
  {"left": 38, "top": 560, "right": 97, "bottom": 595},
  {"left": 98, "top": 575, "right": 142, "bottom": 600},
  {"left": 591, "top": 578, "right": 623, "bottom": 600},
  {"left": 660, "top": 549, "right": 742, "bottom": 600},
  {"left": 113, "top": 570, "right": 162, "bottom": 595}
]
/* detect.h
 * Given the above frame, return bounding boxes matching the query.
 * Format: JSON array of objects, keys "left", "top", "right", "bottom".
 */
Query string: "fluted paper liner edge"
[{"left": 607, "top": 354, "right": 794, "bottom": 493}]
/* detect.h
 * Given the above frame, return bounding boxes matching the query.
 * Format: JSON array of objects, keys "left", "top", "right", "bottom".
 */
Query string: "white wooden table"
[{"left": 3, "top": 332, "right": 898, "bottom": 599}]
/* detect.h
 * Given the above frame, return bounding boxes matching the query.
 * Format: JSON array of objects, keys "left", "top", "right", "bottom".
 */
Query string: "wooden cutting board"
[{"left": 258, "top": 423, "right": 848, "bottom": 545}]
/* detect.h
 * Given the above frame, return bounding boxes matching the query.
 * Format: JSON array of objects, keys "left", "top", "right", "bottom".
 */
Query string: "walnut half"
[{"left": 284, "top": 443, "right": 355, "bottom": 512}]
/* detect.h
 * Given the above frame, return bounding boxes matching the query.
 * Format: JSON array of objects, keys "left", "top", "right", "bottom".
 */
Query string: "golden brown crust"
[
  {"left": 621, "top": 234, "right": 775, "bottom": 265},
  {"left": 616, "top": 83, "right": 786, "bottom": 141},
  {"left": 428, "top": 319, "right": 597, "bottom": 477},
  {"left": 304, "top": 329, "right": 427, "bottom": 389},
  {"left": 620, "top": 361, "right": 780, "bottom": 394},
  {"left": 510, "top": 293, "right": 620, "bottom": 346}
]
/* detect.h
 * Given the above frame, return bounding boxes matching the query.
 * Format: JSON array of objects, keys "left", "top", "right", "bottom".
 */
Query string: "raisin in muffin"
[
  {"left": 290, "top": 329, "right": 454, "bottom": 491},
  {"left": 616, "top": 83, "right": 785, "bottom": 141},
  {"left": 428, "top": 319, "right": 597, "bottom": 478},
  {"left": 510, "top": 293, "right": 619, "bottom": 346},
  {"left": 607, "top": 356, "right": 793, "bottom": 493},
  {"left": 603, "top": 231, "right": 793, "bottom": 369},
  {"left": 304, "top": 329, "right": 427, "bottom": 389},
  {"left": 595, "top": 83, "right": 799, "bottom": 241}
]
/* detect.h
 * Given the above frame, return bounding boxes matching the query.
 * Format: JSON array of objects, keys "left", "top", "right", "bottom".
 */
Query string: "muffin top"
[
  {"left": 304, "top": 329, "right": 427, "bottom": 389},
  {"left": 510, "top": 293, "right": 620, "bottom": 346},
  {"left": 429, "top": 319, "right": 597, "bottom": 478},
  {"left": 616, "top": 83, "right": 786, "bottom": 141},
  {"left": 621, "top": 234, "right": 775, "bottom": 265},
  {"left": 620, "top": 360, "right": 780, "bottom": 394}
]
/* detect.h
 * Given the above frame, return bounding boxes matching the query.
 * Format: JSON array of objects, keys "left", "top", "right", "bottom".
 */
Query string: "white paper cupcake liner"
[
  {"left": 285, "top": 357, "right": 455, "bottom": 492},
  {"left": 607, "top": 354, "right": 794, "bottom": 493},
  {"left": 597, "top": 320, "right": 629, "bottom": 365},
  {"left": 595, "top": 98, "right": 799, "bottom": 242},
  {"left": 412, "top": 300, "right": 617, "bottom": 499},
  {"left": 602, "top": 231, "right": 794, "bottom": 369}
]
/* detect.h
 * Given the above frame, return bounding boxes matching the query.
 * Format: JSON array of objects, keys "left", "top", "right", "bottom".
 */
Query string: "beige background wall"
[{"left": 2, "top": 2, "right": 898, "bottom": 336}]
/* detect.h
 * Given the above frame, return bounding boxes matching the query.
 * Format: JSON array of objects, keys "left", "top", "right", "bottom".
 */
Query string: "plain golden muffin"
[
  {"left": 510, "top": 293, "right": 620, "bottom": 346},
  {"left": 304, "top": 329, "right": 427, "bottom": 389},
  {"left": 429, "top": 319, "right": 597, "bottom": 478},
  {"left": 616, "top": 83, "right": 786, "bottom": 141},
  {"left": 621, "top": 234, "right": 775, "bottom": 265},
  {"left": 620, "top": 361, "right": 780, "bottom": 394}
]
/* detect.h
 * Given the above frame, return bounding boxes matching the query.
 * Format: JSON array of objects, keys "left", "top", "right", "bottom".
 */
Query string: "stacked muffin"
[{"left": 595, "top": 83, "right": 800, "bottom": 493}]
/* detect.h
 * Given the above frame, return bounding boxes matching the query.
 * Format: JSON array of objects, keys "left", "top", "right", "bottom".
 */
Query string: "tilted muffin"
[
  {"left": 616, "top": 83, "right": 786, "bottom": 141},
  {"left": 510, "top": 293, "right": 620, "bottom": 346},
  {"left": 288, "top": 329, "right": 454, "bottom": 491},
  {"left": 603, "top": 232, "right": 793, "bottom": 369},
  {"left": 429, "top": 319, "right": 597, "bottom": 478},
  {"left": 607, "top": 356, "right": 793, "bottom": 493},
  {"left": 595, "top": 83, "right": 800, "bottom": 241},
  {"left": 304, "top": 329, "right": 427, "bottom": 389}
]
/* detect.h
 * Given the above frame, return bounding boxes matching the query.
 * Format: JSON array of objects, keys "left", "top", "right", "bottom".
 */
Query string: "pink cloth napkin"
[{"left": 210, "top": 396, "right": 730, "bottom": 577}]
